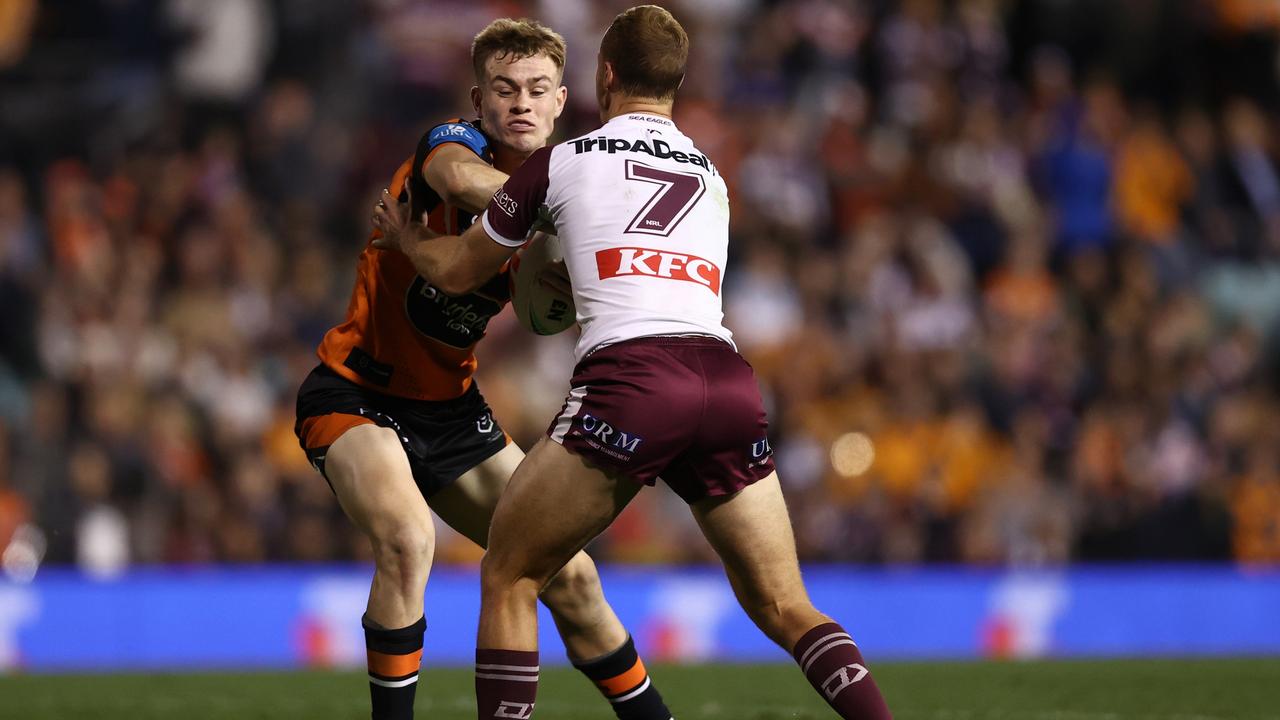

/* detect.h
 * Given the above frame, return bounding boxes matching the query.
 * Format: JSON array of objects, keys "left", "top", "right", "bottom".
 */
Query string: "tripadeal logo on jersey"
[{"left": 570, "top": 136, "right": 716, "bottom": 173}]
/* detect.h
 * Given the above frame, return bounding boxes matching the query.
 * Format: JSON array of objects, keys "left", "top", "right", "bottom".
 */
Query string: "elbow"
[
  {"left": 434, "top": 268, "right": 482, "bottom": 296},
  {"left": 437, "top": 167, "right": 471, "bottom": 208},
  {"left": 437, "top": 186, "right": 464, "bottom": 209}
]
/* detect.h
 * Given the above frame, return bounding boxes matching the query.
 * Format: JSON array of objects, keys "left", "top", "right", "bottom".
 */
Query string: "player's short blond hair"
[
  {"left": 600, "top": 5, "right": 688, "bottom": 101},
  {"left": 471, "top": 18, "right": 567, "bottom": 83}
]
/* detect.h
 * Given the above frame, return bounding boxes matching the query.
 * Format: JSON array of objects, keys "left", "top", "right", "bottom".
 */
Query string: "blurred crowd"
[{"left": 1, "top": 0, "right": 1279, "bottom": 575}]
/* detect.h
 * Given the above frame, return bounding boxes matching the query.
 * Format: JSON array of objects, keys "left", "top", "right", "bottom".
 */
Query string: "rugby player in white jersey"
[{"left": 373, "top": 6, "right": 894, "bottom": 718}]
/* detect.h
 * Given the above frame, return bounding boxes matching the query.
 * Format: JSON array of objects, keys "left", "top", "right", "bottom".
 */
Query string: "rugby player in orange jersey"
[{"left": 294, "top": 19, "right": 672, "bottom": 720}]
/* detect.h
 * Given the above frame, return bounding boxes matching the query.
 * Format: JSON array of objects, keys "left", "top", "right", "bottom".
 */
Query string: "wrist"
[{"left": 401, "top": 222, "right": 428, "bottom": 251}]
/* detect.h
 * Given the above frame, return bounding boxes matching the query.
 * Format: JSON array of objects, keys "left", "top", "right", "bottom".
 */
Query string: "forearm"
[
  {"left": 397, "top": 225, "right": 482, "bottom": 295},
  {"left": 372, "top": 173, "right": 513, "bottom": 296},
  {"left": 436, "top": 162, "right": 508, "bottom": 215},
  {"left": 397, "top": 223, "right": 452, "bottom": 281}
]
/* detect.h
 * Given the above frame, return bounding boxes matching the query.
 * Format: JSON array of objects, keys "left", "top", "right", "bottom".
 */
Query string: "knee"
[
  {"left": 370, "top": 520, "right": 434, "bottom": 578},
  {"left": 541, "top": 553, "right": 603, "bottom": 610},
  {"left": 479, "top": 548, "right": 520, "bottom": 588},
  {"left": 479, "top": 548, "right": 542, "bottom": 600}
]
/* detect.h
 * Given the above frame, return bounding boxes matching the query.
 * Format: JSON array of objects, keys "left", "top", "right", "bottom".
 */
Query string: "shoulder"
[
  {"left": 419, "top": 118, "right": 491, "bottom": 160},
  {"left": 539, "top": 137, "right": 595, "bottom": 175}
]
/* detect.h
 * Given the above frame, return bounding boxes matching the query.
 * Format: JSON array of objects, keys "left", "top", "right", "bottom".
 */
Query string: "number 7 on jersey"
[{"left": 624, "top": 159, "right": 706, "bottom": 236}]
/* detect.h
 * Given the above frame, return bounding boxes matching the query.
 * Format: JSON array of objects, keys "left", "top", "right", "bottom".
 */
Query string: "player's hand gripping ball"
[{"left": 510, "top": 231, "right": 575, "bottom": 335}]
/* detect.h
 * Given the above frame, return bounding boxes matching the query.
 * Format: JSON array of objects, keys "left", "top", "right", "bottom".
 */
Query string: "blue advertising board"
[{"left": 0, "top": 566, "right": 1277, "bottom": 672}]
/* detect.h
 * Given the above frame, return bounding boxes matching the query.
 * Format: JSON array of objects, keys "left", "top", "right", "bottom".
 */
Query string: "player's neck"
[
  {"left": 602, "top": 96, "right": 673, "bottom": 123},
  {"left": 491, "top": 145, "right": 531, "bottom": 175}
]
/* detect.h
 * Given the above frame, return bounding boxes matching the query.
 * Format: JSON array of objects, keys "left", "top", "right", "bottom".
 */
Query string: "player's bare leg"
[
  {"left": 433, "top": 444, "right": 627, "bottom": 657},
  {"left": 689, "top": 471, "right": 825, "bottom": 647},
  {"left": 691, "top": 471, "right": 892, "bottom": 719},
  {"left": 326, "top": 424, "right": 434, "bottom": 720},
  {"left": 434, "top": 442, "right": 674, "bottom": 719},
  {"left": 473, "top": 438, "right": 646, "bottom": 719}
]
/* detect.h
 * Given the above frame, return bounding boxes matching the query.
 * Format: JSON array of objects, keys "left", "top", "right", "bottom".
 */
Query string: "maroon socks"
[
  {"left": 475, "top": 648, "right": 539, "bottom": 719},
  {"left": 792, "top": 622, "right": 892, "bottom": 719}
]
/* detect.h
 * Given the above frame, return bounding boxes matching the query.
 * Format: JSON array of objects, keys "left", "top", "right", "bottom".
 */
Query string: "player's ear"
[
  {"left": 554, "top": 85, "right": 567, "bottom": 118},
  {"left": 602, "top": 61, "right": 616, "bottom": 92},
  {"left": 597, "top": 61, "right": 616, "bottom": 113},
  {"left": 470, "top": 86, "right": 482, "bottom": 115}
]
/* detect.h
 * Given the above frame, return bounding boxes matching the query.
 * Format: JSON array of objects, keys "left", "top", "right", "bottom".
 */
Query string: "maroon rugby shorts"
[{"left": 545, "top": 335, "right": 775, "bottom": 503}]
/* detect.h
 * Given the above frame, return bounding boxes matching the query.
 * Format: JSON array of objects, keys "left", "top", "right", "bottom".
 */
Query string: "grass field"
[{"left": 2, "top": 659, "right": 1278, "bottom": 719}]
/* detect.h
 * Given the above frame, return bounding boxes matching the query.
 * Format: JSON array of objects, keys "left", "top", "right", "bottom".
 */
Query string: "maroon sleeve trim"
[{"left": 483, "top": 145, "right": 553, "bottom": 246}]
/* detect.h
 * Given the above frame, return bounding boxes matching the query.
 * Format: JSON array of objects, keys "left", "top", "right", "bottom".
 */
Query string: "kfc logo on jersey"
[
  {"left": 493, "top": 189, "right": 518, "bottom": 217},
  {"left": 596, "top": 247, "right": 721, "bottom": 295}
]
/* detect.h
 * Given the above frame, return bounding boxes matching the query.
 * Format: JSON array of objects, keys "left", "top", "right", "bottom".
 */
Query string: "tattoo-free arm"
[
  {"left": 371, "top": 174, "right": 514, "bottom": 294},
  {"left": 422, "top": 144, "right": 509, "bottom": 215},
  {"left": 396, "top": 221, "right": 515, "bottom": 296}
]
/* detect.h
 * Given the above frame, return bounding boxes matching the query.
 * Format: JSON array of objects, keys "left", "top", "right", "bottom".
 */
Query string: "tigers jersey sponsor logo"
[
  {"left": 404, "top": 277, "right": 502, "bottom": 349},
  {"left": 435, "top": 124, "right": 471, "bottom": 137},
  {"left": 595, "top": 247, "right": 722, "bottom": 294}
]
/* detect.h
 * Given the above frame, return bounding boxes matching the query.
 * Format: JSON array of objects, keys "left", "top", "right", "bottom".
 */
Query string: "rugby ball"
[{"left": 510, "top": 232, "right": 576, "bottom": 335}]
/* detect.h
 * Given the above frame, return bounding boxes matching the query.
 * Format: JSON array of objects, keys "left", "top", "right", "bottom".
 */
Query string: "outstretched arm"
[
  {"left": 372, "top": 183, "right": 514, "bottom": 295},
  {"left": 423, "top": 144, "right": 509, "bottom": 215}
]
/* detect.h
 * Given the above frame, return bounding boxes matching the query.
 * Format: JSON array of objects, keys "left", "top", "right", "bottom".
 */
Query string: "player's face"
[{"left": 473, "top": 53, "right": 567, "bottom": 155}]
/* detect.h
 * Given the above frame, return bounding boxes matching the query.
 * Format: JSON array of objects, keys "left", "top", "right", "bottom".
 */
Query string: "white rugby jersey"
[{"left": 482, "top": 113, "right": 734, "bottom": 360}]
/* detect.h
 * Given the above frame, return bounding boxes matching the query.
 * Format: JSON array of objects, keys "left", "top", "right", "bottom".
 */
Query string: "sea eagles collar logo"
[{"left": 626, "top": 113, "right": 673, "bottom": 126}]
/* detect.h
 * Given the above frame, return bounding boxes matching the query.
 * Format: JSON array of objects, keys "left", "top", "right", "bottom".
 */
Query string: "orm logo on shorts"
[{"left": 576, "top": 414, "right": 644, "bottom": 461}]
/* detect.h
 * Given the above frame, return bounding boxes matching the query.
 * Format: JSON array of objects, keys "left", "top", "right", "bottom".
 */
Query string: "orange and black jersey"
[{"left": 317, "top": 118, "right": 512, "bottom": 401}]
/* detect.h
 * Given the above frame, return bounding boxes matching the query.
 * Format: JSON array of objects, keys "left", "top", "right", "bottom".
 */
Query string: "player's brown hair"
[
  {"left": 599, "top": 5, "right": 689, "bottom": 101},
  {"left": 471, "top": 19, "right": 567, "bottom": 83}
]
